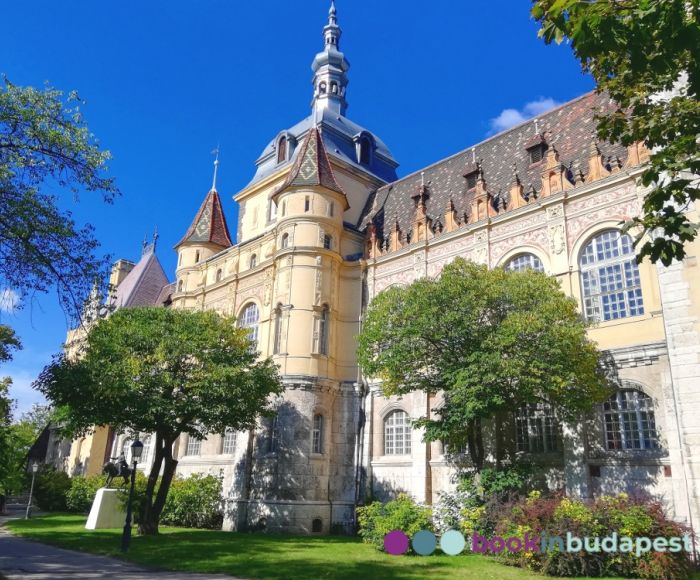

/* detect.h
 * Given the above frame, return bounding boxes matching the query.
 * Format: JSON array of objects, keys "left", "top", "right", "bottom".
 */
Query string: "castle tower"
[
  {"left": 174, "top": 158, "right": 233, "bottom": 295},
  {"left": 311, "top": 1, "right": 349, "bottom": 116}
]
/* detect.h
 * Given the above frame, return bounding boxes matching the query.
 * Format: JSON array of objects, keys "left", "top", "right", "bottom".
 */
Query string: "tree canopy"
[
  {"left": 35, "top": 306, "right": 283, "bottom": 534},
  {"left": 0, "top": 78, "right": 118, "bottom": 316},
  {"left": 531, "top": 0, "right": 700, "bottom": 265},
  {"left": 358, "top": 259, "right": 611, "bottom": 470}
]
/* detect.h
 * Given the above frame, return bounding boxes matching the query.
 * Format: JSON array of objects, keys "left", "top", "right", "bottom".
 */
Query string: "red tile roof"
[{"left": 177, "top": 189, "right": 233, "bottom": 248}]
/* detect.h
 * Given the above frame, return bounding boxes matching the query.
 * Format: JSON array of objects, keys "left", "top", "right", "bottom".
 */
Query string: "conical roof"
[
  {"left": 176, "top": 189, "right": 233, "bottom": 248},
  {"left": 276, "top": 127, "right": 349, "bottom": 208}
]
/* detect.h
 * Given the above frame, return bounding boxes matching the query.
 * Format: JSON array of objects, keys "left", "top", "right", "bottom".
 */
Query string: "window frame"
[
  {"left": 603, "top": 389, "right": 659, "bottom": 451},
  {"left": 383, "top": 410, "right": 412, "bottom": 456},
  {"left": 579, "top": 230, "right": 645, "bottom": 323},
  {"left": 312, "top": 414, "right": 324, "bottom": 454},
  {"left": 238, "top": 302, "right": 260, "bottom": 349},
  {"left": 515, "top": 403, "right": 560, "bottom": 454},
  {"left": 505, "top": 253, "right": 545, "bottom": 273}
]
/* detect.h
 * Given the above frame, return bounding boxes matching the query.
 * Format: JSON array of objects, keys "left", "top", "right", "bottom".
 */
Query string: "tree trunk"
[
  {"left": 138, "top": 433, "right": 178, "bottom": 536},
  {"left": 138, "top": 433, "right": 164, "bottom": 535},
  {"left": 466, "top": 418, "right": 485, "bottom": 472}
]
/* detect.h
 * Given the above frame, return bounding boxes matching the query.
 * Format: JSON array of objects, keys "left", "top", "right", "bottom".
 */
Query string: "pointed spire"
[
  {"left": 277, "top": 127, "right": 349, "bottom": 208},
  {"left": 176, "top": 189, "right": 233, "bottom": 249},
  {"left": 211, "top": 147, "right": 220, "bottom": 191}
]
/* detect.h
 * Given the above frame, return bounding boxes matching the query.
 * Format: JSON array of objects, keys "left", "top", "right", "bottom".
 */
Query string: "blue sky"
[{"left": 0, "top": 0, "right": 593, "bottom": 417}]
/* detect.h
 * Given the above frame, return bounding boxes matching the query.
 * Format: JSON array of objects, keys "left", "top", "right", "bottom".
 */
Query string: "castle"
[{"left": 61, "top": 3, "right": 700, "bottom": 536}]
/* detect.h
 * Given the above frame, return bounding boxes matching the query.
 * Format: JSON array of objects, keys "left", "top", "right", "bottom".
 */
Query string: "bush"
[
  {"left": 432, "top": 489, "right": 475, "bottom": 534},
  {"left": 66, "top": 475, "right": 104, "bottom": 513},
  {"left": 161, "top": 473, "right": 223, "bottom": 529},
  {"left": 33, "top": 467, "right": 70, "bottom": 511},
  {"left": 470, "top": 491, "right": 693, "bottom": 579},
  {"left": 357, "top": 493, "right": 433, "bottom": 551}
]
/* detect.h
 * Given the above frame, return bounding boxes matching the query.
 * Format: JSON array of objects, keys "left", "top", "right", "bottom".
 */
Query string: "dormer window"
[
  {"left": 529, "top": 144, "right": 546, "bottom": 164},
  {"left": 277, "top": 136, "right": 287, "bottom": 164},
  {"left": 357, "top": 136, "right": 371, "bottom": 165},
  {"left": 465, "top": 172, "right": 478, "bottom": 190}
]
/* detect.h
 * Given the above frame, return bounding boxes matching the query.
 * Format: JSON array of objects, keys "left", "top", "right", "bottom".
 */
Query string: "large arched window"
[
  {"left": 515, "top": 403, "right": 559, "bottom": 453},
  {"left": 603, "top": 389, "right": 659, "bottom": 450},
  {"left": 238, "top": 303, "right": 259, "bottom": 348},
  {"left": 505, "top": 253, "right": 544, "bottom": 273},
  {"left": 384, "top": 410, "right": 412, "bottom": 455},
  {"left": 579, "top": 230, "right": 644, "bottom": 322}
]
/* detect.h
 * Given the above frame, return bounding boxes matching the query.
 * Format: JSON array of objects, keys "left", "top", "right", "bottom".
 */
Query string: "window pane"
[
  {"left": 505, "top": 253, "right": 544, "bottom": 273},
  {"left": 579, "top": 231, "right": 644, "bottom": 322}
]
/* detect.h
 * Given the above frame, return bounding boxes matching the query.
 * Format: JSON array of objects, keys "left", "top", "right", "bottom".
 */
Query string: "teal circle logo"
[
  {"left": 412, "top": 530, "right": 437, "bottom": 556},
  {"left": 440, "top": 529, "right": 466, "bottom": 555}
]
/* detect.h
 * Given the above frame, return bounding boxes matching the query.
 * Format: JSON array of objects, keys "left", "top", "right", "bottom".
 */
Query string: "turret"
[{"left": 175, "top": 155, "right": 232, "bottom": 293}]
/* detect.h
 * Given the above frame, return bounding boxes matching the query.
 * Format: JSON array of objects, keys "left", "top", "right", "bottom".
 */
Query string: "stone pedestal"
[{"left": 85, "top": 488, "right": 126, "bottom": 530}]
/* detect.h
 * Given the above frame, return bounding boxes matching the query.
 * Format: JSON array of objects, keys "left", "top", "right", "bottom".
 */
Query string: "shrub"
[
  {"left": 478, "top": 492, "right": 693, "bottom": 579},
  {"left": 66, "top": 475, "right": 104, "bottom": 513},
  {"left": 161, "top": 473, "right": 223, "bottom": 529},
  {"left": 357, "top": 493, "right": 433, "bottom": 551},
  {"left": 432, "top": 489, "right": 475, "bottom": 534},
  {"left": 33, "top": 467, "right": 70, "bottom": 511}
]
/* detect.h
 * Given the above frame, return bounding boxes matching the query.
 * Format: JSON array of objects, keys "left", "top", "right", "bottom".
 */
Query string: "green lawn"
[{"left": 1, "top": 514, "right": 643, "bottom": 580}]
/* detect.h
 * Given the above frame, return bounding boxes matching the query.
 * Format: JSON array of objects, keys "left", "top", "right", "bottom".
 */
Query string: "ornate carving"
[
  {"left": 547, "top": 205, "right": 564, "bottom": 220},
  {"left": 549, "top": 223, "right": 566, "bottom": 255}
]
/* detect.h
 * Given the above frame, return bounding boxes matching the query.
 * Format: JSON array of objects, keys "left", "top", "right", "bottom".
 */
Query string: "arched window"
[
  {"left": 222, "top": 429, "right": 236, "bottom": 454},
  {"left": 177, "top": 280, "right": 184, "bottom": 292},
  {"left": 268, "top": 199, "right": 278, "bottom": 222},
  {"left": 273, "top": 303, "right": 283, "bottom": 355},
  {"left": 281, "top": 233, "right": 289, "bottom": 249},
  {"left": 359, "top": 136, "right": 371, "bottom": 165},
  {"left": 195, "top": 250, "right": 200, "bottom": 263},
  {"left": 515, "top": 403, "right": 559, "bottom": 453},
  {"left": 312, "top": 414, "right": 324, "bottom": 454},
  {"left": 384, "top": 410, "right": 411, "bottom": 455},
  {"left": 603, "top": 389, "right": 659, "bottom": 450},
  {"left": 579, "top": 230, "right": 644, "bottom": 322},
  {"left": 216, "top": 269, "right": 223, "bottom": 282},
  {"left": 250, "top": 254, "right": 257, "bottom": 269},
  {"left": 238, "top": 303, "right": 259, "bottom": 348},
  {"left": 323, "top": 234, "right": 332, "bottom": 250},
  {"left": 140, "top": 434, "right": 152, "bottom": 462},
  {"left": 277, "top": 136, "right": 287, "bottom": 164},
  {"left": 319, "top": 82, "right": 327, "bottom": 95},
  {"left": 505, "top": 253, "right": 544, "bottom": 273},
  {"left": 330, "top": 81, "right": 338, "bottom": 94},
  {"left": 313, "top": 305, "right": 329, "bottom": 355}
]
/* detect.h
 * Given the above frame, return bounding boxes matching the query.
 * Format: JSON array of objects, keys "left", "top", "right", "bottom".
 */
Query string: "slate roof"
[
  {"left": 276, "top": 127, "right": 349, "bottom": 207},
  {"left": 155, "top": 282, "right": 176, "bottom": 307},
  {"left": 177, "top": 189, "right": 233, "bottom": 248},
  {"left": 359, "top": 91, "right": 629, "bottom": 242},
  {"left": 248, "top": 108, "right": 399, "bottom": 186},
  {"left": 110, "top": 249, "right": 170, "bottom": 309}
]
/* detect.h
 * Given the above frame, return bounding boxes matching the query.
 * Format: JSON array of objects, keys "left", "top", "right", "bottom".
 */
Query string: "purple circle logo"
[{"left": 384, "top": 529, "right": 410, "bottom": 555}]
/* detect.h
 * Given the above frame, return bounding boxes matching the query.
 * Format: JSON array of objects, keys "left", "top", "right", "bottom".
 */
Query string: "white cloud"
[
  {"left": 0, "top": 288, "right": 19, "bottom": 313},
  {"left": 489, "top": 97, "right": 562, "bottom": 134}
]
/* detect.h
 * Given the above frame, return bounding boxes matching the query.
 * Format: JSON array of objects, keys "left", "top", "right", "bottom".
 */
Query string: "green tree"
[
  {"left": 0, "top": 324, "right": 20, "bottom": 364},
  {"left": 531, "top": 0, "right": 700, "bottom": 265},
  {"left": 358, "top": 259, "right": 611, "bottom": 471},
  {"left": 35, "top": 307, "right": 282, "bottom": 535},
  {"left": 0, "top": 78, "right": 118, "bottom": 315}
]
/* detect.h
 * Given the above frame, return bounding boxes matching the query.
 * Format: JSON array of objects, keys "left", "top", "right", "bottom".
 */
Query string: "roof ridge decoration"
[
  {"left": 177, "top": 188, "right": 233, "bottom": 248},
  {"left": 277, "top": 126, "right": 349, "bottom": 208}
]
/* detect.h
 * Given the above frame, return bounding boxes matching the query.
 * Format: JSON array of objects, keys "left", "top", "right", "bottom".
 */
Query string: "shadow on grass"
[{"left": 4, "top": 515, "right": 539, "bottom": 579}]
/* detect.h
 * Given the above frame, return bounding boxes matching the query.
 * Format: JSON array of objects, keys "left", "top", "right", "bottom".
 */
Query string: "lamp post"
[
  {"left": 121, "top": 439, "right": 143, "bottom": 553},
  {"left": 25, "top": 462, "right": 38, "bottom": 519}
]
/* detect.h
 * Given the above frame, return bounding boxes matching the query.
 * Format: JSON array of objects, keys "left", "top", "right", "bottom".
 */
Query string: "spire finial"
[
  {"left": 329, "top": 0, "right": 337, "bottom": 24},
  {"left": 211, "top": 146, "right": 220, "bottom": 191},
  {"left": 534, "top": 118, "right": 540, "bottom": 134},
  {"left": 153, "top": 226, "right": 159, "bottom": 251},
  {"left": 421, "top": 171, "right": 425, "bottom": 188}
]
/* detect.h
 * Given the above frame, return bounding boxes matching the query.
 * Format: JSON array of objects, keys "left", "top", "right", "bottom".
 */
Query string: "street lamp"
[
  {"left": 121, "top": 439, "right": 143, "bottom": 553},
  {"left": 25, "top": 462, "right": 39, "bottom": 519}
]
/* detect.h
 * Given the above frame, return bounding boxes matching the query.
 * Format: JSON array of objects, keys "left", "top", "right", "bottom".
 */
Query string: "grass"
[{"left": 4, "top": 514, "right": 553, "bottom": 579}]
